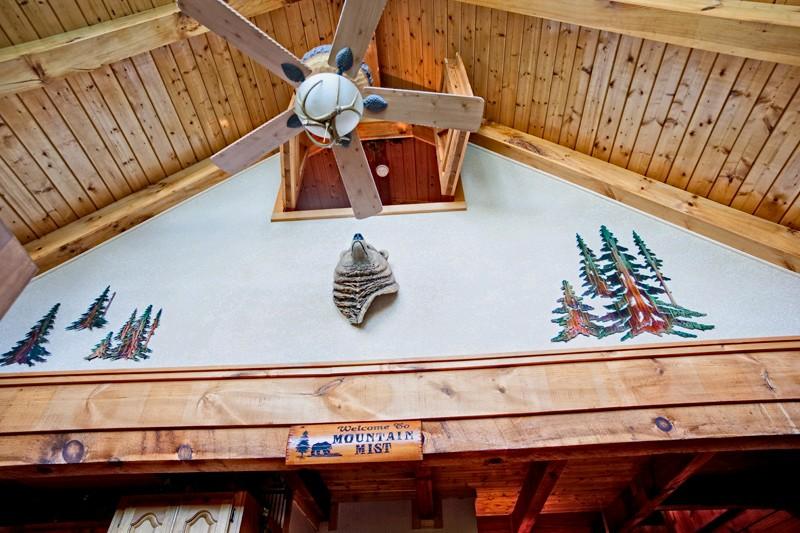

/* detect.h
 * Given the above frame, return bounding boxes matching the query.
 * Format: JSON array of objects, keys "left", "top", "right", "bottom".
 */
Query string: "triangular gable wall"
[{"left": 1, "top": 146, "right": 799, "bottom": 372}]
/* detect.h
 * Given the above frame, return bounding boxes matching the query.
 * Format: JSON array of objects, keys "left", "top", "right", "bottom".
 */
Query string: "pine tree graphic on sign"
[
  {"left": 67, "top": 286, "right": 116, "bottom": 331},
  {"left": 296, "top": 431, "right": 310, "bottom": 458},
  {"left": 1, "top": 304, "right": 60, "bottom": 367},
  {"left": 632, "top": 231, "right": 676, "bottom": 306},
  {"left": 551, "top": 281, "right": 606, "bottom": 342}
]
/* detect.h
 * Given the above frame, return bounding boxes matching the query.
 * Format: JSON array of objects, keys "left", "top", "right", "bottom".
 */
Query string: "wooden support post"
[
  {"left": 604, "top": 453, "right": 715, "bottom": 532},
  {"left": 412, "top": 467, "right": 441, "bottom": 529},
  {"left": 286, "top": 472, "right": 326, "bottom": 531},
  {"left": 0, "top": 221, "right": 36, "bottom": 319},
  {"left": 511, "top": 461, "right": 567, "bottom": 533},
  {"left": 437, "top": 53, "right": 473, "bottom": 197}
]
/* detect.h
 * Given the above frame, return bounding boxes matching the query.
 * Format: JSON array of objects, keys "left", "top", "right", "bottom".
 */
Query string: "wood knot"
[
  {"left": 177, "top": 444, "right": 193, "bottom": 461},
  {"left": 654, "top": 416, "right": 673, "bottom": 433},
  {"left": 62, "top": 439, "right": 85, "bottom": 464}
]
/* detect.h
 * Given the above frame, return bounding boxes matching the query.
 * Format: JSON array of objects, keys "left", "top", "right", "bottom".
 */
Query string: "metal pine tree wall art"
[
  {"left": 551, "top": 281, "right": 607, "bottom": 342},
  {"left": 1, "top": 304, "right": 60, "bottom": 367},
  {"left": 66, "top": 286, "right": 116, "bottom": 331},
  {"left": 86, "top": 305, "right": 163, "bottom": 361},
  {"left": 552, "top": 226, "right": 714, "bottom": 343}
]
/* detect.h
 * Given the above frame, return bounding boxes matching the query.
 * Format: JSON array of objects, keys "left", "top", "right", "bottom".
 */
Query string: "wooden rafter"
[
  {"left": 0, "top": 0, "right": 289, "bottom": 96},
  {"left": 456, "top": 0, "right": 800, "bottom": 67},
  {"left": 604, "top": 453, "right": 716, "bottom": 532},
  {"left": 472, "top": 123, "right": 800, "bottom": 273},
  {"left": 24, "top": 158, "right": 230, "bottom": 273},
  {"left": 511, "top": 461, "right": 567, "bottom": 533}
]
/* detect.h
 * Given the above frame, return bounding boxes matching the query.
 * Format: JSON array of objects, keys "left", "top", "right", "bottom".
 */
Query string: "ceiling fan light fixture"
[{"left": 294, "top": 73, "right": 364, "bottom": 147}]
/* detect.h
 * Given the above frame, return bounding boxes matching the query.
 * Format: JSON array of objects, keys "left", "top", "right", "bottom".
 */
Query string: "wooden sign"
[{"left": 286, "top": 420, "right": 423, "bottom": 465}]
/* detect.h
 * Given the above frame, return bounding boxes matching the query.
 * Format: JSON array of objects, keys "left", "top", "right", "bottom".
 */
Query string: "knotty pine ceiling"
[{"left": 0, "top": 0, "right": 799, "bottom": 247}]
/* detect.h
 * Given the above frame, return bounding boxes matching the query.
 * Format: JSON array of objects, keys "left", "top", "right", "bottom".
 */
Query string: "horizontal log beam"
[
  {"left": 457, "top": 0, "right": 800, "bottom": 66},
  {"left": 0, "top": 403, "right": 797, "bottom": 477},
  {"left": 0, "top": 0, "right": 289, "bottom": 96},
  {"left": 472, "top": 123, "right": 800, "bottom": 273},
  {"left": 0, "top": 339, "right": 798, "bottom": 434},
  {"left": 0, "top": 221, "right": 35, "bottom": 319},
  {"left": 24, "top": 158, "right": 229, "bottom": 272}
]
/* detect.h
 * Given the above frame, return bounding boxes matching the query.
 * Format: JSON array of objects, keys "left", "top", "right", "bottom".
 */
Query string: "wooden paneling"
[
  {"left": 295, "top": 138, "right": 445, "bottom": 210},
  {"left": 0, "top": 0, "right": 341, "bottom": 245},
  {"left": 375, "top": 0, "right": 800, "bottom": 231},
  {"left": 2, "top": 0, "right": 800, "bottom": 252}
]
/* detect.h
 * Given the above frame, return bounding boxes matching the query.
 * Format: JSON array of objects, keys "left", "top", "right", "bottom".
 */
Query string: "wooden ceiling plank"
[
  {"left": 665, "top": 54, "right": 747, "bottom": 190},
  {"left": 473, "top": 122, "right": 800, "bottom": 272},
  {"left": 497, "top": 13, "right": 524, "bottom": 127},
  {"left": 511, "top": 461, "right": 568, "bottom": 533},
  {"left": 187, "top": 34, "right": 241, "bottom": 146},
  {"left": 731, "top": 89, "right": 800, "bottom": 213},
  {"left": 65, "top": 73, "right": 151, "bottom": 191},
  {"left": 0, "top": 195, "right": 37, "bottom": 243},
  {"left": 541, "top": 23, "right": 579, "bottom": 143},
  {"left": 129, "top": 52, "right": 199, "bottom": 168},
  {"left": 456, "top": 0, "right": 800, "bottom": 67},
  {"left": 625, "top": 44, "right": 691, "bottom": 174},
  {"left": 225, "top": 42, "right": 268, "bottom": 128},
  {"left": 484, "top": 9, "right": 508, "bottom": 122},
  {"left": 0, "top": 1, "right": 290, "bottom": 97},
  {"left": 205, "top": 33, "right": 255, "bottom": 139},
  {"left": 708, "top": 66, "right": 800, "bottom": 205},
  {"left": 558, "top": 27, "right": 600, "bottom": 149},
  {"left": 16, "top": 89, "right": 116, "bottom": 210},
  {"left": 574, "top": 31, "right": 620, "bottom": 154},
  {"left": 110, "top": 58, "right": 185, "bottom": 176},
  {"left": 147, "top": 46, "right": 214, "bottom": 161},
  {"left": 607, "top": 39, "right": 666, "bottom": 168},
  {"left": 755, "top": 144, "right": 800, "bottom": 223},
  {"left": 528, "top": 19, "right": 560, "bottom": 138},
  {"left": 591, "top": 35, "right": 643, "bottom": 162},
  {"left": 603, "top": 453, "right": 716, "bottom": 532},
  {"left": 685, "top": 59, "right": 776, "bottom": 198}
]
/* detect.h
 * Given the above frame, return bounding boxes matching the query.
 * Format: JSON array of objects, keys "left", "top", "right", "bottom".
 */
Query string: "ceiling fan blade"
[
  {"left": 329, "top": 0, "right": 388, "bottom": 77},
  {"left": 212, "top": 109, "right": 299, "bottom": 174},
  {"left": 332, "top": 132, "right": 383, "bottom": 219},
  {"left": 178, "top": 0, "right": 310, "bottom": 87},
  {"left": 362, "top": 87, "right": 485, "bottom": 131}
]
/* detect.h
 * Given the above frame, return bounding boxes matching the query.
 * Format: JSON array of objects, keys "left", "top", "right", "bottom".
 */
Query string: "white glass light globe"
[{"left": 294, "top": 73, "right": 363, "bottom": 140}]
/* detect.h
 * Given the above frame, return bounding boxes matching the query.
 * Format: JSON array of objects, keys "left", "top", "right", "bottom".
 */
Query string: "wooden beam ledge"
[
  {"left": 24, "top": 159, "right": 229, "bottom": 272},
  {"left": 472, "top": 123, "right": 800, "bottom": 273},
  {"left": 0, "top": 0, "right": 291, "bottom": 96}
]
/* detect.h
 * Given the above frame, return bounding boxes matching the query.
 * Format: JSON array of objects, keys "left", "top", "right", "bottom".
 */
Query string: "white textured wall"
[{"left": 1, "top": 145, "right": 799, "bottom": 373}]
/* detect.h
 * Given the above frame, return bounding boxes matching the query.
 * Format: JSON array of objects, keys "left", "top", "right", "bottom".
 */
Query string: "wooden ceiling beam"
[
  {"left": 472, "top": 123, "right": 800, "bottom": 273},
  {"left": 603, "top": 453, "right": 716, "bottom": 532},
  {"left": 0, "top": 0, "right": 289, "bottom": 96},
  {"left": 511, "top": 461, "right": 567, "bottom": 533},
  {"left": 457, "top": 0, "right": 800, "bottom": 67}
]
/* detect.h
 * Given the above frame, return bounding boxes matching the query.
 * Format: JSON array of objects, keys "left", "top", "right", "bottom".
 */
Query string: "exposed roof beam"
[
  {"left": 511, "top": 461, "right": 567, "bottom": 533},
  {"left": 0, "top": 0, "right": 289, "bottom": 96},
  {"left": 472, "top": 123, "right": 800, "bottom": 273},
  {"left": 24, "top": 158, "right": 229, "bottom": 272},
  {"left": 457, "top": 0, "right": 800, "bottom": 66},
  {"left": 604, "top": 453, "right": 715, "bottom": 532},
  {"left": 0, "top": 221, "right": 36, "bottom": 319}
]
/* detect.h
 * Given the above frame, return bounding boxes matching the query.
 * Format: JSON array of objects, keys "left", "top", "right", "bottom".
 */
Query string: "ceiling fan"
[{"left": 177, "top": 0, "right": 485, "bottom": 219}]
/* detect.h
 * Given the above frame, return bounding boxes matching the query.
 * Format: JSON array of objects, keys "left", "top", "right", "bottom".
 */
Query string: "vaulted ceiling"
[{"left": 0, "top": 0, "right": 799, "bottom": 252}]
